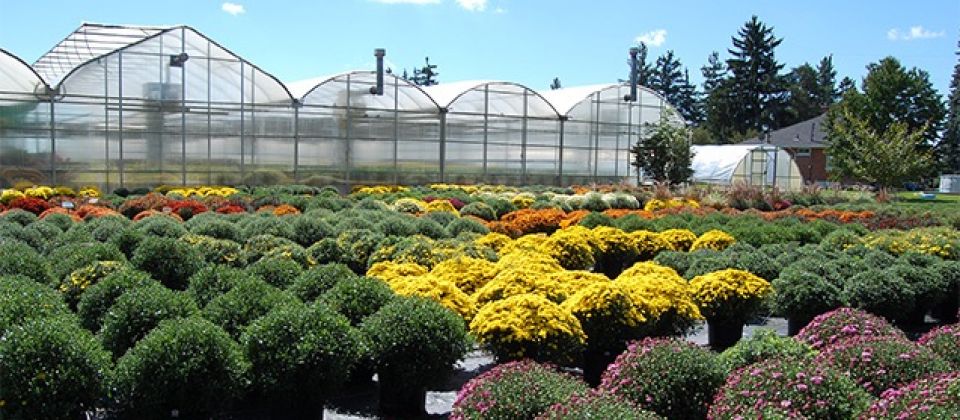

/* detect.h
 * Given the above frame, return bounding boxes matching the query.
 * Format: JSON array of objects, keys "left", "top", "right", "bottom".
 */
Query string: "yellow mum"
[
  {"left": 392, "top": 274, "right": 477, "bottom": 320},
  {"left": 431, "top": 255, "right": 498, "bottom": 295},
  {"left": 689, "top": 269, "right": 771, "bottom": 324},
  {"left": 470, "top": 293, "right": 585, "bottom": 364},
  {"left": 366, "top": 261, "right": 429, "bottom": 286},
  {"left": 690, "top": 229, "right": 737, "bottom": 252},
  {"left": 658, "top": 229, "right": 698, "bottom": 252},
  {"left": 474, "top": 268, "right": 568, "bottom": 305}
]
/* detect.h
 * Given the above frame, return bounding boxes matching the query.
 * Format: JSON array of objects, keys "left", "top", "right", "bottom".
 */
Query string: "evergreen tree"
[
  {"left": 701, "top": 52, "right": 737, "bottom": 143},
  {"left": 631, "top": 111, "right": 694, "bottom": 185},
  {"left": 550, "top": 77, "right": 562, "bottom": 90},
  {"left": 400, "top": 69, "right": 410, "bottom": 81},
  {"left": 627, "top": 42, "right": 654, "bottom": 87},
  {"left": 837, "top": 76, "right": 857, "bottom": 94},
  {"left": 815, "top": 55, "right": 839, "bottom": 109},
  {"left": 942, "top": 37, "right": 960, "bottom": 173},
  {"left": 726, "top": 15, "right": 787, "bottom": 134},
  {"left": 412, "top": 57, "right": 439, "bottom": 86},
  {"left": 649, "top": 51, "right": 701, "bottom": 124},
  {"left": 783, "top": 63, "right": 821, "bottom": 125}
]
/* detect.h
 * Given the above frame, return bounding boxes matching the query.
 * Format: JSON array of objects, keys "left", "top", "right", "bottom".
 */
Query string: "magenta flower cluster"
[
  {"left": 860, "top": 372, "right": 960, "bottom": 418},
  {"left": 795, "top": 307, "right": 905, "bottom": 350}
]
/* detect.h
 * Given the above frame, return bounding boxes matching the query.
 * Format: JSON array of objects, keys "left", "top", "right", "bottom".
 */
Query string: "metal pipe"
[
  {"left": 627, "top": 47, "right": 639, "bottom": 101},
  {"left": 371, "top": 48, "right": 385, "bottom": 95}
]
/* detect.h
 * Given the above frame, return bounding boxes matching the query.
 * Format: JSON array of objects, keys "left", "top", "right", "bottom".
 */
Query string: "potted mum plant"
[{"left": 689, "top": 268, "right": 772, "bottom": 350}]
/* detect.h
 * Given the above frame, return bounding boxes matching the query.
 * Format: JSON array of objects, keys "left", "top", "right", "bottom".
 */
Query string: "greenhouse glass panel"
[{"left": 0, "top": 49, "right": 53, "bottom": 186}]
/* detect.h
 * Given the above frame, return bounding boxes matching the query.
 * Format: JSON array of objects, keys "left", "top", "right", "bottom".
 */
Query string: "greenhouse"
[
  {"left": 0, "top": 23, "right": 682, "bottom": 189},
  {"left": 690, "top": 144, "right": 803, "bottom": 190}
]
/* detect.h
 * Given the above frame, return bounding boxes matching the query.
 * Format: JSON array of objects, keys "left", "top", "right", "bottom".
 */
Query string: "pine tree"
[
  {"left": 550, "top": 77, "right": 562, "bottom": 90},
  {"left": 815, "top": 55, "right": 839, "bottom": 110},
  {"left": 837, "top": 76, "right": 857, "bottom": 94},
  {"left": 783, "top": 63, "right": 821, "bottom": 125},
  {"left": 412, "top": 57, "right": 439, "bottom": 86},
  {"left": 701, "top": 52, "right": 737, "bottom": 143},
  {"left": 627, "top": 42, "right": 654, "bottom": 87},
  {"left": 649, "top": 51, "right": 700, "bottom": 123},
  {"left": 941, "top": 37, "right": 960, "bottom": 173},
  {"left": 726, "top": 15, "right": 786, "bottom": 134}
]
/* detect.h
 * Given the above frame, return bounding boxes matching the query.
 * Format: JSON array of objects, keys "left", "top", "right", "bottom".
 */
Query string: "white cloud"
[
  {"left": 493, "top": 6, "right": 506, "bottom": 14},
  {"left": 221, "top": 2, "right": 245, "bottom": 15},
  {"left": 887, "top": 25, "right": 945, "bottom": 41},
  {"left": 456, "top": 0, "right": 487, "bottom": 12},
  {"left": 635, "top": 29, "right": 667, "bottom": 47},
  {"left": 371, "top": 0, "right": 441, "bottom": 4}
]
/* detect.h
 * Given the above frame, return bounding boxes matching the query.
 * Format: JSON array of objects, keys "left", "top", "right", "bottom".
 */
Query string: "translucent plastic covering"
[
  {"left": 292, "top": 71, "right": 442, "bottom": 184},
  {"left": 542, "top": 84, "right": 683, "bottom": 184},
  {"left": 0, "top": 49, "right": 49, "bottom": 96},
  {"left": 34, "top": 23, "right": 165, "bottom": 86},
  {"left": 691, "top": 145, "right": 803, "bottom": 190},
  {"left": 1, "top": 49, "right": 52, "bottom": 185}
]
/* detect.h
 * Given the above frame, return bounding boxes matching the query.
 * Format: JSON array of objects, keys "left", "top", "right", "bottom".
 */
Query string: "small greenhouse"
[{"left": 690, "top": 145, "right": 803, "bottom": 190}]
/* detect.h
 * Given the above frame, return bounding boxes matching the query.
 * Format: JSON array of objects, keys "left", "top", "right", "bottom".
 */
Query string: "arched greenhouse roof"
[
  {"left": 691, "top": 144, "right": 803, "bottom": 190},
  {"left": 50, "top": 23, "right": 295, "bottom": 104},
  {"left": 289, "top": 71, "right": 440, "bottom": 112},
  {"left": 33, "top": 23, "right": 166, "bottom": 86},
  {"left": 541, "top": 83, "right": 685, "bottom": 124},
  {"left": 423, "top": 80, "right": 561, "bottom": 118},
  {"left": 0, "top": 48, "right": 49, "bottom": 96}
]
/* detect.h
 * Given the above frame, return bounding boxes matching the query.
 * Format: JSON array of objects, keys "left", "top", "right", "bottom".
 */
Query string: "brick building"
[{"left": 741, "top": 114, "right": 830, "bottom": 185}]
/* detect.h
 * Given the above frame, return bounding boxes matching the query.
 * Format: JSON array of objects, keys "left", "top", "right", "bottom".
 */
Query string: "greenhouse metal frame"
[{"left": 0, "top": 23, "right": 681, "bottom": 189}]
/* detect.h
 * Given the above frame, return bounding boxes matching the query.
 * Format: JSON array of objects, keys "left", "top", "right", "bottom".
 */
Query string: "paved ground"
[{"left": 324, "top": 317, "right": 790, "bottom": 419}]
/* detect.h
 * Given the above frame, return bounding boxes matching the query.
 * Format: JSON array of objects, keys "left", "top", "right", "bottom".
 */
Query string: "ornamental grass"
[{"left": 470, "top": 293, "right": 585, "bottom": 365}]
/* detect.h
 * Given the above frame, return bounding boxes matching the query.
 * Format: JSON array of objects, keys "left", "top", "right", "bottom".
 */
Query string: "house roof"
[{"left": 741, "top": 114, "right": 828, "bottom": 148}]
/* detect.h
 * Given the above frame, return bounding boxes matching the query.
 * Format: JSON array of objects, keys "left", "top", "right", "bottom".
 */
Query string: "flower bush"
[
  {"left": 862, "top": 227, "right": 958, "bottom": 259},
  {"left": 537, "top": 229, "right": 596, "bottom": 271},
  {"left": 561, "top": 282, "right": 648, "bottom": 351},
  {"left": 535, "top": 393, "right": 663, "bottom": 420},
  {"left": 99, "top": 282, "right": 199, "bottom": 357},
  {"left": 918, "top": 323, "right": 960, "bottom": 369},
  {"left": 0, "top": 316, "right": 111, "bottom": 419},
  {"left": 474, "top": 267, "right": 568, "bottom": 305},
  {"left": 615, "top": 263, "right": 703, "bottom": 336},
  {"left": 795, "top": 307, "right": 906, "bottom": 350},
  {"left": 717, "top": 328, "right": 816, "bottom": 373},
  {"left": 707, "top": 356, "right": 871, "bottom": 419},
  {"left": 450, "top": 360, "right": 589, "bottom": 420},
  {"left": 110, "top": 317, "right": 250, "bottom": 417},
  {"left": 430, "top": 255, "right": 497, "bottom": 294},
  {"left": 241, "top": 301, "right": 362, "bottom": 412},
  {"left": 319, "top": 275, "right": 395, "bottom": 326},
  {"left": 630, "top": 230, "right": 673, "bottom": 260},
  {"left": 591, "top": 226, "right": 641, "bottom": 278},
  {"left": 288, "top": 263, "right": 357, "bottom": 302},
  {"left": 772, "top": 267, "right": 845, "bottom": 328},
  {"left": 58, "top": 260, "right": 127, "bottom": 307},
  {"left": 470, "top": 293, "right": 586, "bottom": 365},
  {"left": 599, "top": 337, "right": 725, "bottom": 419},
  {"left": 689, "top": 229, "right": 736, "bottom": 251},
  {"left": 131, "top": 236, "right": 205, "bottom": 290},
  {"left": 0, "top": 275, "right": 72, "bottom": 335},
  {"left": 815, "top": 335, "right": 951, "bottom": 396},
  {"left": 202, "top": 277, "right": 300, "bottom": 337},
  {"left": 657, "top": 228, "right": 697, "bottom": 252},
  {"left": 689, "top": 268, "right": 771, "bottom": 325},
  {"left": 390, "top": 274, "right": 477, "bottom": 320},
  {"left": 859, "top": 372, "right": 960, "bottom": 419}
]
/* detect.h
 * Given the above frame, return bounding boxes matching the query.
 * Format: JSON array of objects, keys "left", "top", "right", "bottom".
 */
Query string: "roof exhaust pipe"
[
  {"left": 625, "top": 46, "right": 638, "bottom": 102},
  {"left": 370, "top": 48, "right": 385, "bottom": 95}
]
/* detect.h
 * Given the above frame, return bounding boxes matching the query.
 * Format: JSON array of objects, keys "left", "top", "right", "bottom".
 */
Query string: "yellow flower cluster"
[
  {"left": 643, "top": 198, "right": 700, "bottom": 212},
  {"left": 690, "top": 229, "right": 737, "bottom": 252},
  {"left": 425, "top": 199, "right": 459, "bottom": 216},
  {"left": 474, "top": 268, "right": 569, "bottom": 305},
  {"left": 24, "top": 186, "right": 54, "bottom": 199},
  {"left": 59, "top": 260, "right": 126, "bottom": 303},
  {"left": 428, "top": 184, "right": 480, "bottom": 194},
  {"left": 689, "top": 269, "right": 771, "bottom": 323},
  {"left": 631, "top": 230, "right": 675, "bottom": 259},
  {"left": 164, "top": 186, "right": 239, "bottom": 198},
  {"left": 366, "top": 261, "right": 430, "bottom": 283},
  {"left": 511, "top": 192, "right": 536, "bottom": 209},
  {"left": 548, "top": 271, "right": 610, "bottom": 297},
  {"left": 181, "top": 234, "right": 244, "bottom": 265},
  {"left": 615, "top": 262, "right": 703, "bottom": 325},
  {"left": 392, "top": 274, "right": 478, "bottom": 320},
  {"left": 353, "top": 185, "right": 410, "bottom": 194},
  {"left": 469, "top": 293, "right": 586, "bottom": 364},
  {"left": 475, "top": 232, "right": 513, "bottom": 253},
  {"left": 391, "top": 197, "right": 428, "bottom": 214},
  {"left": 430, "top": 256, "right": 497, "bottom": 294},
  {"left": 537, "top": 231, "right": 596, "bottom": 271},
  {"left": 561, "top": 282, "right": 647, "bottom": 328},
  {"left": 0, "top": 189, "right": 25, "bottom": 204},
  {"left": 862, "top": 227, "right": 958, "bottom": 259},
  {"left": 658, "top": 228, "right": 698, "bottom": 252},
  {"left": 591, "top": 226, "right": 640, "bottom": 260}
]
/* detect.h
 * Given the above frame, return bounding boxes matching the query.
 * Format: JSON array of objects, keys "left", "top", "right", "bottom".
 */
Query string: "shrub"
[
  {"left": 535, "top": 393, "right": 663, "bottom": 420},
  {"left": 248, "top": 256, "right": 303, "bottom": 288},
  {"left": 375, "top": 215, "right": 418, "bottom": 237},
  {"left": 288, "top": 263, "right": 357, "bottom": 302},
  {"left": 707, "top": 357, "right": 871, "bottom": 419},
  {"left": 100, "top": 283, "right": 200, "bottom": 357},
  {"left": 203, "top": 277, "right": 300, "bottom": 337},
  {"left": 391, "top": 274, "right": 477, "bottom": 320},
  {"left": 1, "top": 208, "right": 37, "bottom": 225},
  {"left": 537, "top": 230, "right": 595, "bottom": 271},
  {"left": 181, "top": 234, "right": 245, "bottom": 267},
  {"left": 319, "top": 276, "right": 395, "bottom": 326},
  {"left": 657, "top": 228, "right": 697, "bottom": 251},
  {"left": 470, "top": 294, "right": 585, "bottom": 366},
  {"left": 0, "top": 316, "right": 111, "bottom": 419},
  {"left": 561, "top": 282, "right": 648, "bottom": 351},
  {"left": 0, "top": 241, "right": 51, "bottom": 284},
  {"left": 919, "top": 324, "right": 960, "bottom": 368},
  {"left": 110, "top": 317, "right": 250, "bottom": 418},
  {"left": 186, "top": 265, "right": 253, "bottom": 308},
  {"left": 187, "top": 218, "right": 241, "bottom": 242},
  {"left": 717, "top": 328, "right": 815, "bottom": 373},
  {"left": 820, "top": 228, "right": 862, "bottom": 251},
  {"left": 59, "top": 260, "right": 127, "bottom": 308},
  {"left": 133, "top": 215, "right": 188, "bottom": 238},
  {"left": 241, "top": 302, "right": 362, "bottom": 411},
  {"left": 0, "top": 275, "right": 71, "bottom": 334},
  {"left": 771, "top": 268, "right": 845, "bottom": 324},
  {"left": 131, "top": 236, "right": 205, "bottom": 290},
  {"left": 430, "top": 255, "right": 497, "bottom": 295},
  {"left": 795, "top": 307, "right": 907, "bottom": 350},
  {"left": 47, "top": 241, "right": 125, "bottom": 285},
  {"left": 448, "top": 217, "right": 490, "bottom": 237},
  {"left": 816, "top": 335, "right": 951, "bottom": 396},
  {"left": 591, "top": 226, "right": 640, "bottom": 278},
  {"left": 287, "top": 215, "right": 334, "bottom": 247},
  {"left": 460, "top": 201, "right": 497, "bottom": 221},
  {"left": 450, "top": 360, "right": 590, "bottom": 420},
  {"left": 859, "top": 372, "right": 960, "bottom": 419},
  {"left": 336, "top": 229, "right": 386, "bottom": 273},
  {"left": 689, "top": 268, "right": 771, "bottom": 325},
  {"left": 0, "top": 221, "right": 46, "bottom": 252},
  {"left": 243, "top": 234, "right": 303, "bottom": 264},
  {"left": 888, "top": 262, "right": 948, "bottom": 318},
  {"left": 578, "top": 212, "right": 615, "bottom": 228},
  {"left": 414, "top": 216, "right": 449, "bottom": 239},
  {"left": 361, "top": 296, "right": 470, "bottom": 407},
  {"left": 391, "top": 197, "right": 428, "bottom": 214},
  {"left": 843, "top": 268, "right": 916, "bottom": 323},
  {"left": 306, "top": 237, "right": 341, "bottom": 265},
  {"left": 239, "top": 215, "right": 295, "bottom": 241},
  {"left": 599, "top": 337, "right": 724, "bottom": 419}
]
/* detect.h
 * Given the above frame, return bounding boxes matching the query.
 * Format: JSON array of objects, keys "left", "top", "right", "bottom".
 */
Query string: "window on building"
[{"left": 794, "top": 148, "right": 811, "bottom": 157}]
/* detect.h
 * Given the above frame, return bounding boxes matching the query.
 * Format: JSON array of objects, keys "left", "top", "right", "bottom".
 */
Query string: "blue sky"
[{"left": 1, "top": 0, "right": 957, "bottom": 96}]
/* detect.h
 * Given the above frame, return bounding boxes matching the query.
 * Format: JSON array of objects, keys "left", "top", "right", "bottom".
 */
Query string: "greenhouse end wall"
[{"left": 0, "top": 24, "right": 683, "bottom": 189}]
